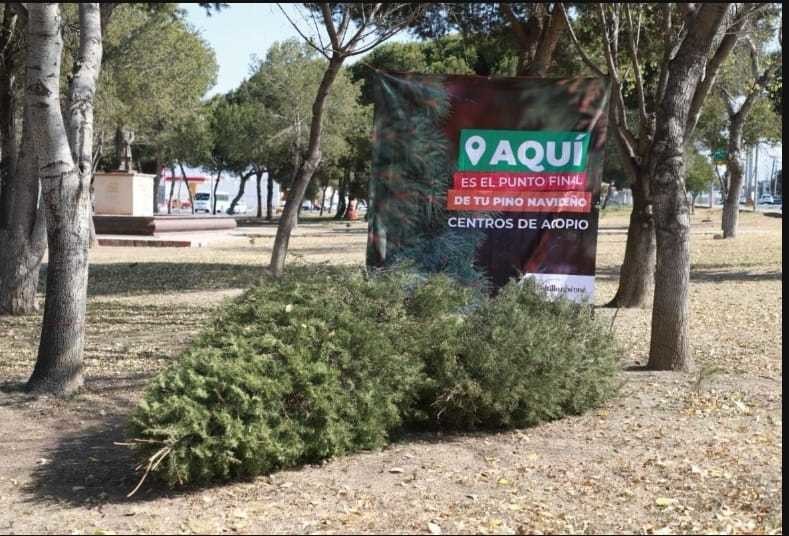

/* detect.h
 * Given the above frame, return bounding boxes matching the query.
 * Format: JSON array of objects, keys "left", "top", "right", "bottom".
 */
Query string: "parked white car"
[{"left": 194, "top": 192, "right": 232, "bottom": 214}]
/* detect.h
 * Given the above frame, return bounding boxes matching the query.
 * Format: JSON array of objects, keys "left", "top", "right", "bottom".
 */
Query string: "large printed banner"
[{"left": 367, "top": 73, "right": 610, "bottom": 302}]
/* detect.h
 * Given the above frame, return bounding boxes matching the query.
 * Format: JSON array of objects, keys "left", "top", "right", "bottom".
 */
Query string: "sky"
[
  {"left": 179, "top": 3, "right": 780, "bottom": 199},
  {"left": 180, "top": 3, "right": 415, "bottom": 97}
]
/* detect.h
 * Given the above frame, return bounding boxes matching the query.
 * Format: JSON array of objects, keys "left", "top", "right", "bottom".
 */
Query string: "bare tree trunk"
[
  {"left": 0, "top": 19, "right": 18, "bottom": 222},
  {"left": 722, "top": 155, "right": 744, "bottom": 237},
  {"left": 335, "top": 172, "right": 348, "bottom": 219},
  {"left": 211, "top": 168, "right": 222, "bottom": 214},
  {"left": 152, "top": 158, "right": 161, "bottom": 214},
  {"left": 229, "top": 170, "right": 253, "bottom": 215},
  {"left": 27, "top": 3, "right": 102, "bottom": 395},
  {"left": 270, "top": 58, "right": 342, "bottom": 276},
  {"left": 646, "top": 3, "right": 729, "bottom": 372},
  {"left": 255, "top": 169, "right": 263, "bottom": 219},
  {"left": 88, "top": 136, "right": 102, "bottom": 248},
  {"left": 167, "top": 164, "right": 176, "bottom": 214},
  {"left": 0, "top": 113, "right": 46, "bottom": 315},
  {"left": 600, "top": 183, "right": 613, "bottom": 210},
  {"left": 319, "top": 185, "right": 328, "bottom": 216},
  {"left": 0, "top": 12, "right": 48, "bottom": 316},
  {"left": 649, "top": 140, "right": 691, "bottom": 371},
  {"left": 266, "top": 172, "right": 274, "bottom": 221},
  {"left": 178, "top": 163, "right": 194, "bottom": 215},
  {"left": 721, "top": 94, "right": 755, "bottom": 238},
  {"left": 606, "top": 176, "right": 655, "bottom": 308},
  {"left": 500, "top": 3, "right": 564, "bottom": 77}
]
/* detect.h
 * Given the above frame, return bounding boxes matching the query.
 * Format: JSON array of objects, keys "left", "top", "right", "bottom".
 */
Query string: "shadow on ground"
[
  {"left": 594, "top": 265, "right": 782, "bottom": 283},
  {"left": 84, "top": 263, "right": 262, "bottom": 296},
  {"left": 22, "top": 415, "right": 179, "bottom": 507}
]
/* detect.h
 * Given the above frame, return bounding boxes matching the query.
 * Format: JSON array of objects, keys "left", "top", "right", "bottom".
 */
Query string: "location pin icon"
[{"left": 465, "top": 135, "right": 486, "bottom": 166}]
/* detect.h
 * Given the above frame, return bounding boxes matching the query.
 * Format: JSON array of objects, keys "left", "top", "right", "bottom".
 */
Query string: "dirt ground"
[{"left": 0, "top": 209, "right": 782, "bottom": 535}]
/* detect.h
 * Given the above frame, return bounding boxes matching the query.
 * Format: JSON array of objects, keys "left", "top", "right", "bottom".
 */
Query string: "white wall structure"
[{"left": 94, "top": 171, "right": 155, "bottom": 216}]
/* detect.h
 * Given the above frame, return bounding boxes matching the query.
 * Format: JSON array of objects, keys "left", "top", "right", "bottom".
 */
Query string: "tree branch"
[
  {"left": 527, "top": 3, "right": 566, "bottom": 76},
  {"left": 558, "top": 3, "right": 606, "bottom": 77},
  {"left": 500, "top": 3, "right": 530, "bottom": 51},
  {"left": 624, "top": 4, "right": 648, "bottom": 128},
  {"left": 686, "top": 6, "right": 743, "bottom": 139},
  {"left": 656, "top": 4, "right": 674, "bottom": 106},
  {"left": 320, "top": 3, "right": 340, "bottom": 52},
  {"left": 277, "top": 3, "right": 329, "bottom": 59}
]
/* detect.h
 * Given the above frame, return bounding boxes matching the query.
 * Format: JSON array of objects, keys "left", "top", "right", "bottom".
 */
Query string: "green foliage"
[
  {"left": 350, "top": 35, "right": 519, "bottom": 106},
  {"left": 129, "top": 266, "right": 620, "bottom": 487},
  {"left": 95, "top": 4, "right": 218, "bottom": 150},
  {"left": 416, "top": 279, "right": 620, "bottom": 429},
  {"left": 685, "top": 151, "right": 715, "bottom": 195},
  {"left": 230, "top": 39, "right": 368, "bottom": 194}
]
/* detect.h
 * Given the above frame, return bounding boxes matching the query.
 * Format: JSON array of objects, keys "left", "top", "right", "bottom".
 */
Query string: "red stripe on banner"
[
  {"left": 447, "top": 190, "right": 592, "bottom": 213},
  {"left": 452, "top": 171, "right": 588, "bottom": 191}
]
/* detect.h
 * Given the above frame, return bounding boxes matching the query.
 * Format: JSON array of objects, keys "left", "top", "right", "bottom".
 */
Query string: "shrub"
[
  {"left": 419, "top": 280, "right": 620, "bottom": 430},
  {"left": 128, "top": 266, "right": 620, "bottom": 487},
  {"left": 128, "top": 266, "right": 423, "bottom": 486}
]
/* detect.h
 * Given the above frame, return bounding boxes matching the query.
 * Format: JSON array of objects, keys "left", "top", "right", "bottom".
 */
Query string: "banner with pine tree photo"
[{"left": 367, "top": 72, "right": 610, "bottom": 302}]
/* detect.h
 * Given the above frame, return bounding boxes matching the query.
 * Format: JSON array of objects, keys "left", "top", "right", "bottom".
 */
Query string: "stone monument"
[{"left": 93, "top": 127, "right": 155, "bottom": 217}]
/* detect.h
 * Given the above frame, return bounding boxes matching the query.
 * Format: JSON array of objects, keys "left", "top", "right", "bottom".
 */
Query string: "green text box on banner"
[{"left": 458, "top": 130, "right": 591, "bottom": 173}]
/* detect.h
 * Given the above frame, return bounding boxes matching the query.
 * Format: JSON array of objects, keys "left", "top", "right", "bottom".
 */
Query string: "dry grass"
[{"left": 0, "top": 208, "right": 781, "bottom": 534}]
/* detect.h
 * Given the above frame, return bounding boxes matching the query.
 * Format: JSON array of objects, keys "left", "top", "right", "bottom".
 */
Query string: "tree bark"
[
  {"left": 319, "top": 185, "right": 328, "bottom": 216},
  {"left": 606, "top": 176, "right": 655, "bottom": 308},
  {"left": 167, "top": 165, "right": 176, "bottom": 214},
  {"left": 721, "top": 90, "right": 757, "bottom": 238},
  {"left": 255, "top": 169, "right": 263, "bottom": 219},
  {"left": 646, "top": 3, "right": 729, "bottom": 372},
  {"left": 26, "top": 3, "right": 102, "bottom": 395},
  {"left": 0, "top": 15, "right": 18, "bottom": 224},
  {"left": 178, "top": 163, "right": 194, "bottom": 215},
  {"left": 270, "top": 57, "right": 342, "bottom": 276},
  {"left": 600, "top": 183, "right": 613, "bottom": 210},
  {"left": 722, "top": 150, "right": 744, "bottom": 238},
  {"left": 335, "top": 171, "right": 348, "bottom": 219},
  {"left": 152, "top": 158, "right": 161, "bottom": 214},
  {"left": 0, "top": 7, "right": 46, "bottom": 316},
  {"left": 229, "top": 170, "right": 253, "bottom": 215},
  {"left": 265, "top": 172, "right": 274, "bottom": 221},
  {"left": 0, "top": 111, "right": 46, "bottom": 316},
  {"left": 212, "top": 168, "right": 222, "bottom": 214}
]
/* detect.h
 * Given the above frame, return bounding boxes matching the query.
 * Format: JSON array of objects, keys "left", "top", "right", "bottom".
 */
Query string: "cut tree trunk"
[
  {"left": 606, "top": 175, "right": 655, "bottom": 308},
  {"left": 266, "top": 173, "right": 274, "bottom": 221},
  {"left": 270, "top": 58, "right": 342, "bottom": 276},
  {"left": 26, "top": 3, "right": 102, "bottom": 395}
]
